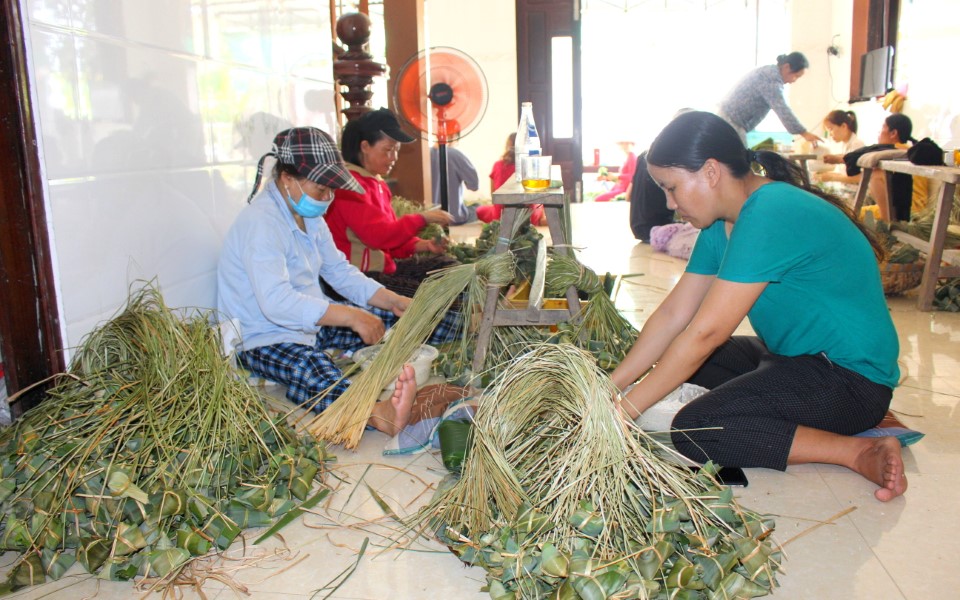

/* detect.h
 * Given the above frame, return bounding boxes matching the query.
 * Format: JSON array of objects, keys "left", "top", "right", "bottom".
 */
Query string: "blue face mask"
[{"left": 286, "top": 180, "right": 332, "bottom": 218}]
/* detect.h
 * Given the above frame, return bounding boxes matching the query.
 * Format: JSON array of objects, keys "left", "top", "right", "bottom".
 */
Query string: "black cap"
[{"left": 356, "top": 108, "right": 416, "bottom": 143}]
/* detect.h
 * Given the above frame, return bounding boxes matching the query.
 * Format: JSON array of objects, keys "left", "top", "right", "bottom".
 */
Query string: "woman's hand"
[
  {"left": 823, "top": 154, "right": 843, "bottom": 165},
  {"left": 414, "top": 238, "right": 449, "bottom": 255},
  {"left": 369, "top": 287, "right": 411, "bottom": 318},
  {"left": 814, "top": 172, "right": 841, "bottom": 183},
  {"left": 422, "top": 209, "right": 455, "bottom": 226},
  {"left": 800, "top": 131, "right": 824, "bottom": 146},
  {"left": 319, "top": 305, "right": 385, "bottom": 345}
]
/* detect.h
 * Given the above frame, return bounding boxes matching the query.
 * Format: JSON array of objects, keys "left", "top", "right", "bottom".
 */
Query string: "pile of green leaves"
[
  {"left": 0, "top": 285, "right": 334, "bottom": 593},
  {"left": 864, "top": 213, "right": 921, "bottom": 264},
  {"left": 545, "top": 253, "right": 638, "bottom": 370},
  {"left": 416, "top": 344, "right": 781, "bottom": 600}
]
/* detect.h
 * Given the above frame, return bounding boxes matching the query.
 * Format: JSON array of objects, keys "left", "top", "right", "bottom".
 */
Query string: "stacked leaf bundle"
[
  {"left": 545, "top": 252, "right": 638, "bottom": 370},
  {"left": 447, "top": 220, "right": 543, "bottom": 282},
  {"left": 0, "top": 285, "right": 333, "bottom": 593},
  {"left": 436, "top": 251, "right": 638, "bottom": 383},
  {"left": 934, "top": 278, "right": 960, "bottom": 312},
  {"left": 416, "top": 344, "right": 781, "bottom": 600}
]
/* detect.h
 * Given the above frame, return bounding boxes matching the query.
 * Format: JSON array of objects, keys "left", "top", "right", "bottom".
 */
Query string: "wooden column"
[
  {"left": 0, "top": 0, "right": 64, "bottom": 417},
  {"left": 383, "top": 0, "right": 430, "bottom": 204},
  {"left": 333, "top": 12, "right": 385, "bottom": 122}
]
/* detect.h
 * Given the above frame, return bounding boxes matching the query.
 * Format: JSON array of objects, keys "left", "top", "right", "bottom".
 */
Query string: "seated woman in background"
[
  {"left": 812, "top": 110, "right": 865, "bottom": 201},
  {"left": 628, "top": 150, "right": 675, "bottom": 242},
  {"left": 595, "top": 140, "right": 637, "bottom": 202},
  {"left": 817, "top": 110, "right": 865, "bottom": 182},
  {"left": 477, "top": 132, "right": 546, "bottom": 226},
  {"left": 325, "top": 108, "right": 456, "bottom": 296},
  {"left": 612, "top": 111, "right": 906, "bottom": 502},
  {"left": 842, "top": 114, "right": 925, "bottom": 221},
  {"left": 430, "top": 134, "right": 479, "bottom": 225}
]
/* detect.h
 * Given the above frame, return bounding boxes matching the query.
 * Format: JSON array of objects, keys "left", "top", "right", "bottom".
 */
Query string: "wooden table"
[
  {"left": 472, "top": 172, "right": 581, "bottom": 373},
  {"left": 852, "top": 158, "right": 960, "bottom": 310},
  {"left": 780, "top": 153, "right": 819, "bottom": 176}
]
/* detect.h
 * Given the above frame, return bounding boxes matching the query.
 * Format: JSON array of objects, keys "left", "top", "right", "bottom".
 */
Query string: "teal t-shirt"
[{"left": 686, "top": 182, "right": 900, "bottom": 388}]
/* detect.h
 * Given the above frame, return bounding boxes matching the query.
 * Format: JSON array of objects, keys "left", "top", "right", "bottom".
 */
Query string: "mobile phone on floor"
[{"left": 689, "top": 466, "right": 749, "bottom": 487}]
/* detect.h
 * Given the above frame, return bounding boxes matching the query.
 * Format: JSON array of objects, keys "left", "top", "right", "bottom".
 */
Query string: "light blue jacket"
[{"left": 217, "top": 180, "right": 383, "bottom": 350}]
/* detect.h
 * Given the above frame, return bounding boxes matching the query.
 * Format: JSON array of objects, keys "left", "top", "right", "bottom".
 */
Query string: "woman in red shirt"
[
  {"left": 325, "top": 109, "right": 454, "bottom": 291},
  {"left": 477, "top": 132, "right": 546, "bottom": 226}
]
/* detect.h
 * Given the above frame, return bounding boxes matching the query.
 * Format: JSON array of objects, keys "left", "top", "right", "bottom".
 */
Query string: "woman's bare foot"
[
  {"left": 790, "top": 426, "right": 908, "bottom": 502},
  {"left": 853, "top": 436, "right": 908, "bottom": 502},
  {"left": 410, "top": 384, "right": 469, "bottom": 422},
  {"left": 368, "top": 365, "right": 416, "bottom": 436}
]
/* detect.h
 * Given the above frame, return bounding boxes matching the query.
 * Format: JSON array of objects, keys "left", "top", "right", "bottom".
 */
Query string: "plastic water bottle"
[{"left": 514, "top": 102, "right": 541, "bottom": 181}]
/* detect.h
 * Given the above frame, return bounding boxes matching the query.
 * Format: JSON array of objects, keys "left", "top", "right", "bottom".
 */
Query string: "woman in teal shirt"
[{"left": 611, "top": 111, "right": 906, "bottom": 502}]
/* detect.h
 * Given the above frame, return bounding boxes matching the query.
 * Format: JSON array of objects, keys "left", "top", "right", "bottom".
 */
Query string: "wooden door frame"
[
  {"left": 516, "top": 0, "right": 582, "bottom": 201},
  {"left": 0, "top": 0, "right": 64, "bottom": 417}
]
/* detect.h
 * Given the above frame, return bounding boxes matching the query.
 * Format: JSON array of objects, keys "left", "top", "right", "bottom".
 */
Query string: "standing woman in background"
[{"left": 718, "top": 52, "right": 823, "bottom": 147}]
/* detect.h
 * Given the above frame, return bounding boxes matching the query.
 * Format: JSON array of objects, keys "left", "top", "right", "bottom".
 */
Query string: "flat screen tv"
[{"left": 859, "top": 45, "right": 895, "bottom": 99}]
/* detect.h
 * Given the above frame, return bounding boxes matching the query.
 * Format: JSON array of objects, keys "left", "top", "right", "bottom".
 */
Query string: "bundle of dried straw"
[
  {"left": 304, "top": 253, "right": 516, "bottom": 448},
  {"left": 412, "top": 344, "right": 780, "bottom": 599}
]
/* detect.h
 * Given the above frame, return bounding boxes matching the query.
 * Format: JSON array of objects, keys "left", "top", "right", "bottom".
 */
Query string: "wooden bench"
[{"left": 852, "top": 158, "right": 960, "bottom": 310}]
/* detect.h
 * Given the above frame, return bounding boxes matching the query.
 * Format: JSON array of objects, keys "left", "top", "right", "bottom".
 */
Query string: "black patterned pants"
[{"left": 670, "top": 336, "right": 892, "bottom": 470}]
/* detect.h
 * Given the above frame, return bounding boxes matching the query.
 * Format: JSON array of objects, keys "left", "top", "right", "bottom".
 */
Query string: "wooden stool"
[
  {"left": 852, "top": 158, "right": 960, "bottom": 310},
  {"left": 472, "top": 175, "right": 581, "bottom": 373}
]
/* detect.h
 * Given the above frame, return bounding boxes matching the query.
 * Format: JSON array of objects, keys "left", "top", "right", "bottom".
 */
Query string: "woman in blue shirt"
[{"left": 611, "top": 111, "right": 906, "bottom": 502}]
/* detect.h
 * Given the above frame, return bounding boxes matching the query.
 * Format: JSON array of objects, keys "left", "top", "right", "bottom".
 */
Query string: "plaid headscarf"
[{"left": 248, "top": 127, "right": 363, "bottom": 202}]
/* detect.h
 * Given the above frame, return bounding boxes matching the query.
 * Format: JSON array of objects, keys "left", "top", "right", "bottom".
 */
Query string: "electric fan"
[{"left": 393, "top": 47, "right": 489, "bottom": 212}]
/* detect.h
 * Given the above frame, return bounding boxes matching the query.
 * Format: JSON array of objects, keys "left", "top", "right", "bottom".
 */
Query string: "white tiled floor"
[{"left": 6, "top": 202, "right": 960, "bottom": 599}]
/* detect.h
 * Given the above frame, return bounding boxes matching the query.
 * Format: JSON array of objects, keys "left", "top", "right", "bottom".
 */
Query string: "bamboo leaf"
[
  {"left": 40, "top": 548, "right": 76, "bottom": 580},
  {"left": 253, "top": 487, "right": 330, "bottom": 545},
  {"left": 310, "top": 537, "right": 368, "bottom": 600},
  {"left": 365, "top": 483, "right": 401, "bottom": 522},
  {"left": 176, "top": 526, "right": 212, "bottom": 556}
]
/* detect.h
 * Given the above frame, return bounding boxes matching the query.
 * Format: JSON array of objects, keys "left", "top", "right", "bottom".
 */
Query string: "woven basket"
[{"left": 880, "top": 259, "right": 925, "bottom": 296}]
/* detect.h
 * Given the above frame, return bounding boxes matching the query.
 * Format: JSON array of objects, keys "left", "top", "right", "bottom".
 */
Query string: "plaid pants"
[{"left": 238, "top": 303, "right": 462, "bottom": 412}]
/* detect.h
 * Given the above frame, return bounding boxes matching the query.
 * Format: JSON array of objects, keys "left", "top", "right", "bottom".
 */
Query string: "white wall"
[
  {"left": 24, "top": 0, "right": 339, "bottom": 355},
  {"left": 793, "top": 0, "right": 960, "bottom": 149},
  {"left": 425, "top": 0, "right": 517, "bottom": 201},
  {"left": 895, "top": 0, "right": 960, "bottom": 148},
  {"left": 787, "top": 0, "right": 845, "bottom": 136}
]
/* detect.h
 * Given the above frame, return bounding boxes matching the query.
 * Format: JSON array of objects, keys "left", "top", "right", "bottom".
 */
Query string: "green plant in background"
[{"left": 0, "top": 284, "right": 334, "bottom": 594}]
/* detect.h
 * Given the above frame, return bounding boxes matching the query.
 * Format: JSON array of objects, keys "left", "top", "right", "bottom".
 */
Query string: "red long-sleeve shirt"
[{"left": 325, "top": 165, "right": 425, "bottom": 275}]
